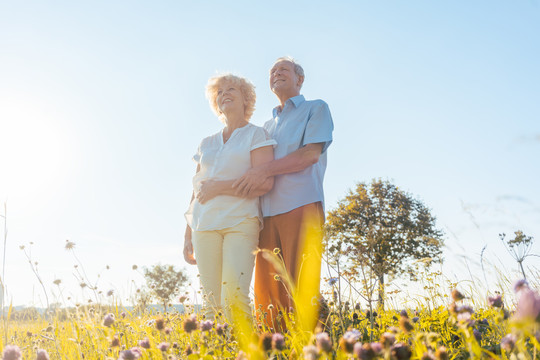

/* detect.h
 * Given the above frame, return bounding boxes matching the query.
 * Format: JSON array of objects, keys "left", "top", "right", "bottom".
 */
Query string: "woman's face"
[{"left": 216, "top": 81, "right": 245, "bottom": 115}]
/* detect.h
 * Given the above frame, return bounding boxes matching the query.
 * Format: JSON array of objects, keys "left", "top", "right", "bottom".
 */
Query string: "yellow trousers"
[{"left": 192, "top": 217, "right": 259, "bottom": 320}]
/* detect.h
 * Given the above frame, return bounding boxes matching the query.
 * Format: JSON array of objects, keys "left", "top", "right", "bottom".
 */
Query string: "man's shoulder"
[{"left": 302, "top": 98, "right": 329, "bottom": 109}]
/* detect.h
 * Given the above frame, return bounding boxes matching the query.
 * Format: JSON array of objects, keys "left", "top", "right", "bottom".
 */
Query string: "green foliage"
[
  {"left": 325, "top": 179, "right": 444, "bottom": 307},
  {"left": 144, "top": 264, "right": 188, "bottom": 312}
]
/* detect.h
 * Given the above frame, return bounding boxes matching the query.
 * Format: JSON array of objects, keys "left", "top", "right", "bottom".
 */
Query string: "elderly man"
[{"left": 234, "top": 56, "right": 334, "bottom": 327}]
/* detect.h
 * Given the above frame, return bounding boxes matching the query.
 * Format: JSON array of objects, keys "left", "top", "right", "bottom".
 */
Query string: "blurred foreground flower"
[
  {"left": 36, "top": 349, "right": 50, "bottom": 360},
  {"left": 514, "top": 287, "right": 540, "bottom": 322},
  {"left": 2, "top": 345, "right": 22, "bottom": 360}
]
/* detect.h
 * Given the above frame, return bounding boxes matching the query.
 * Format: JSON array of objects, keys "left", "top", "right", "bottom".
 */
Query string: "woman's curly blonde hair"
[{"left": 205, "top": 73, "right": 256, "bottom": 122}]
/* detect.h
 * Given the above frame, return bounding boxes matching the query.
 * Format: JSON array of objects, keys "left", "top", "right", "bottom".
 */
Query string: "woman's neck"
[{"left": 223, "top": 113, "right": 248, "bottom": 131}]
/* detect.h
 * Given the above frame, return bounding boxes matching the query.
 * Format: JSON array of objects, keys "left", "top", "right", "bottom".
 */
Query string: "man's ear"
[{"left": 297, "top": 75, "right": 305, "bottom": 88}]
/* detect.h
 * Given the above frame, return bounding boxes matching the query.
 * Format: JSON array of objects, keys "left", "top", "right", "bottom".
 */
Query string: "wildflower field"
[{"left": 1, "top": 279, "right": 539, "bottom": 360}]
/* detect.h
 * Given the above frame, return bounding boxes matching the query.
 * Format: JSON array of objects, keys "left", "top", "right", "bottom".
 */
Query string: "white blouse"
[{"left": 185, "top": 123, "right": 276, "bottom": 231}]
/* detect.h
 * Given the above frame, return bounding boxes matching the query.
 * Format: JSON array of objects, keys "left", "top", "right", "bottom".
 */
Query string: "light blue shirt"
[{"left": 261, "top": 95, "right": 334, "bottom": 217}]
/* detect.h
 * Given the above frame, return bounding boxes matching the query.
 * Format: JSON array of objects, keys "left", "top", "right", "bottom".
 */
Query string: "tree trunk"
[{"left": 378, "top": 273, "right": 385, "bottom": 310}]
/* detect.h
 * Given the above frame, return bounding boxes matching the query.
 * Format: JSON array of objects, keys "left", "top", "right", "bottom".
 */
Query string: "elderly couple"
[{"left": 184, "top": 56, "right": 333, "bottom": 327}]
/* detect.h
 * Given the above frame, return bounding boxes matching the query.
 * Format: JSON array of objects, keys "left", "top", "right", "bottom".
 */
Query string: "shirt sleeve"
[
  {"left": 250, "top": 126, "right": 277, "bottom": 151},
  {"left": 302, "top": 100, "right": 334, "bottom": 154}
]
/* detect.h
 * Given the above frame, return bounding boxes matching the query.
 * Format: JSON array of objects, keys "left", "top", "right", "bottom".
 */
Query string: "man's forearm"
[
  {"left": 261, "top": 143, "right": 322, "bottom": 178},
  {"left": 214, "top": 179, "right": 273, "bottom": 198}
]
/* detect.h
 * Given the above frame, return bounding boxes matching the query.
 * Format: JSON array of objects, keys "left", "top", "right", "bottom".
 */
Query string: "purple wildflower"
[
  {"left": 391, "top": 343, "right": 412, "bottom": 360},
  {"left": 328, "top": 277, "right": 338, "bottom": 286},
  {"left": 354, "top": 343, "right": 378, "bottom": 360},
  {"left": 514, "top": 287, "right": 540, "bottom": 322},
  {"left": 435, "top": 346, "right": 449, "bottom": 360},
  {"left": 216, "top": 323, "right": 227, "bottom": 336},
  {"left": 259, "top": 333, "right": 273, "bottom": 352},
  {"left": 371, "top": 342, "right": 383, "bottom": 355},
  {"left": 514, "top": 279, "right": 529, "bottom": 293},
  {"left": 183, "top": 314, "right": 199, "bottom": 333},
  {"left": 303, "top": 344, "right": 319, "bottom": 360},
  {"left": 315, "top": 332, "right": 332, "bottom": 353},
  {"left": 118, "top": 347, "right": 142, "bottom": 360},
  {"left": 3, "top": 345, "right": 22, "bottom": 360},
  {"left": 473, "top": 329, "right": 482, "bottom": 342},
  {"left": 380, "top": 332, "right": 396, "bottom": 348},
  {"left": 157, "top": 342, "right": 170, "bottom": 352},
  {"left": 103, "top": 313, "right": 115, "bottom": 327},
  {"left": 36, "top": 349, "right": 50, "bottom": 360},
  {"left": 201, "top": 319, "right": 213, "bottom": 332},
  {"left": 138, "top": 337, "right": 151, "bottom": 349},
  {"left": 488, "top": 294, "right": 503, "bottom": 308},
  {"left": 500, "top": 334, "right": 516, "bottom": 352},
  {"left": 272, "top": 333, "right": 285, "bottom": 351}
]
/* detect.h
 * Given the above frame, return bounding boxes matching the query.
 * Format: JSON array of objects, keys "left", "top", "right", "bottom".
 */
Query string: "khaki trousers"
[
  {"left": 254, "top": 202, "right": 324, "bottom": 329},
  {"left": 192, "top": 217, "right": 259, "bottom": 320}
]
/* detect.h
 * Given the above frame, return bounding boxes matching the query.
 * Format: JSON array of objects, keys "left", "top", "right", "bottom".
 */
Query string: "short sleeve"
[
  {"left": 250, "top": 126, "right": 277, "bottom": 151},
  {"left": 303, "top": 101, "right": 334, "bottom": 154}
]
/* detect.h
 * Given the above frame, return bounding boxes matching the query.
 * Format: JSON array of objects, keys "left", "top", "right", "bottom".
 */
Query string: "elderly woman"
[{"left": 184, "top": 74, "right": 275, "bottom": 320}]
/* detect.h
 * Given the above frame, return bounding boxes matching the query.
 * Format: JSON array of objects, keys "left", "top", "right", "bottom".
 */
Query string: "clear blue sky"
[{"left": 1, "top": 1, "right": 539, "bottom": 307}]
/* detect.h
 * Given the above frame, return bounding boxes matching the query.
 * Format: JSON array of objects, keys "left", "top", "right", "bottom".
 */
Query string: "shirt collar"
[{"left": 273, "top": 95, "right": 305, "bottom": 117}]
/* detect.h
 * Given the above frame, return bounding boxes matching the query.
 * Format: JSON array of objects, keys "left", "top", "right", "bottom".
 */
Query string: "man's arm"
[{"left": 232, "top": 142, "right": 323, "bottom": 196}]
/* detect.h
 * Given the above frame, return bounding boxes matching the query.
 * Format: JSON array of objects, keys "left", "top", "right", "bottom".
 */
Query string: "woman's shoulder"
[{"left": 199, "top": 130, "right": 222, "bottom": 147}]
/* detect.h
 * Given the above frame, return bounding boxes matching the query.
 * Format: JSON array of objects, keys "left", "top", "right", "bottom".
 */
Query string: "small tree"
[
  {"left": 325, "top": 179, "right": 444, "bottom": 309},
  {"left": 144, "top": 264, "right": 188, "bottom": 312}
]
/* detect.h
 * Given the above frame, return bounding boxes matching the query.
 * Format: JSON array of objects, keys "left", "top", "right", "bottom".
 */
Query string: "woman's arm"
[
  {"left": 184, "top": 164, "right": 199, "bottom": 265},
  {"left": 196, "top": 145, "right": 275, "bottom": 204}
]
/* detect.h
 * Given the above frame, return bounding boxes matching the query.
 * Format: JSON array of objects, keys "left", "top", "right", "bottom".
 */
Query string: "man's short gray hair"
[{"left": 274, "top": 56, "right": 305, "bottom": 79}]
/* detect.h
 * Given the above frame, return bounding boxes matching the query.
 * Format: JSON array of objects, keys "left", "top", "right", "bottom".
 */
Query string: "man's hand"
[
  {"left": 232, "top": 166, "right": 270, "bottom": 197},
  {"left": 183, "top": 236, "right": 197, "bottom": 265},
  {"left": 196, "top": 179, "right": 219, "bottom": 204}
]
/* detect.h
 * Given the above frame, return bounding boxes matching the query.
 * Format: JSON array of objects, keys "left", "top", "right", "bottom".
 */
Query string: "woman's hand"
[
  {"left": 196, "top": 179, "right": 220, "bottom": 204},
  {"left": 183, "top": 234, "right": 197, "bottom": 265}
]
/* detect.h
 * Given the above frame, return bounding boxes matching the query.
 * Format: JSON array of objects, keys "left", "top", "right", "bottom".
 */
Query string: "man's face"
[{"left": 269, "top": 60, "right": 301, "bottom": 96}]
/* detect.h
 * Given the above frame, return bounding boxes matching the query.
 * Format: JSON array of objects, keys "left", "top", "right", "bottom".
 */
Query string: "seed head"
[
  {"left": 155, "top": 317, "right": 165, "bottom": 331},
  {"left": 513, "top": 279, "right": 529, "bottom": 293},
  {"left": 500, "top": 334, "right": 516, "bottom": 353},
  {"left": 272, "top": 333, "right": 285, "bottom": 351},
  {"left": 110, "top": 335, "right": 121, "bottom": 347},
  {"left": 435, "top": 346, "right": 448, "bottom": 360},
  {"left": 488, "top": 294, "right": 503, "bottom": 308},
  {"left": 158, "top": 342, "right": 170, "bottom": 352},
  {"left": 315, "top": 332, "right": 332, "bottom": 353},
  {"left": 258, "top": 333, "right": 273, "bottom": 352},
  {"left": 399, "top": 316, "right": 414, "bottom": 334},
  {"left": 65, "top": 240, "right": 76, "bottom": 250},
  {"left": 36, "top": 349, "right": 50, "bottom": 360},
  {"left": 451, "top": 289, "right": 465, "bottom": 302},
  {"left": 138, "top": 338, "right": 151, "bottom": 349},
  {"left": 201, "top": 320, "right": 213, "bottom": 332},
  {"left": 103, "top": 313, "right": 115, "bottom": 327},
  {"left": 303, "top": 344, "right": 319, "bottom": 360},
  {"left": 380, "top": 332, "right": 396, "bottom": 348},
  {"left": 390, "top": 343, "right": 412, "bottom": 360},
  {"left": 118, "top": 348, "right": 142, "bottom": 360},
  {"left": 183, "top": 314, "right": 199, "bottom": 333}
]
